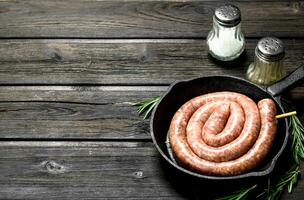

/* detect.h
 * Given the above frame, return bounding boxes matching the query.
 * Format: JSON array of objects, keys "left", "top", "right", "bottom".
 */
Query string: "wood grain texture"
[
  {"left": 0, "top": 86, "right": 166, "bottom": 139},
  {"left": 0, "top": 1, "right": 303, "bottom": 199},
  {"left": 0, "top": 141, "right": 302, "bottom": 200},
  {"left": 0, "top": 85, "right": 302, "bottom": 140},
  {"left": 0, "top": 39, "right": 303, "bottom": 85},
  {"left": 0, "top": 1, "right": 303, "bottom": 38},
  {"left": 0, "top": 141, "right": 180, "bottom": 199}
]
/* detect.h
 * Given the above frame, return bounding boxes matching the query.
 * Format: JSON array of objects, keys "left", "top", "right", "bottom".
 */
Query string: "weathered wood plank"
[
  {"left": 0, "top": 85, "right": 302, "bottom": 139},
  {"left": 0, "top": 141, "right": 302, "bottom": 200},
  {"left": 0, "top": 86, "right": 166, "bottom": 139},
  {"left": 0, "top": 1, "right": 303, "bottom": 38},
  {"left": 0, "top": 141, "right": 180, "bottom": 199},
  {"left": 0, "top": 39, "right": 303, "bottom": 85}
]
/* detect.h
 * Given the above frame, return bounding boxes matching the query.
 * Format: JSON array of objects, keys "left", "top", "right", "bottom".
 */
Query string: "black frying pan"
[{"left": 150, "top": 65, "right": 304, "bottom": 180}]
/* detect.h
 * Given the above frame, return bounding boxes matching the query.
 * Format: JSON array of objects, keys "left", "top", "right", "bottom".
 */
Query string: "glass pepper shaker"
[
  {"left": 207, "top": 4, "right": 245, "bottom": 61},
  {"left": 246, "top": 37, "right": 286, "bottom": 85}
]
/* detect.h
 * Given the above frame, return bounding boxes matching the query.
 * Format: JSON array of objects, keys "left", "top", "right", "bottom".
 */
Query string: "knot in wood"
[
  {"left": 43, "top": 160, "right": 65, "bottom": 174},
  {"left": 51, "top": 52, "right": 63, "bottom": 62},
  {"left": 133, "top": 170, "right": 145, "bottom": 179},
  {"left": 45, "top": 49, "right": 63, "bottom": 62},
  {"left": 139, "top": 54, "right": 147, "bottom": 63},
  {"left": 138, "top": 45, "right": 152, "bottom": 63}
]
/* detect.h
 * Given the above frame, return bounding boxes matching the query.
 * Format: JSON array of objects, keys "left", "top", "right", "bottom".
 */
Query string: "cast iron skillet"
[{"left": 150, "top": 64, "right": 304, "bottom": 180}]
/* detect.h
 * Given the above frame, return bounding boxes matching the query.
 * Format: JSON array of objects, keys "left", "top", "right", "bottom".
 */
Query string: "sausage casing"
[{"left": 169, "top": 92, "right": 277, "bottom": 176}]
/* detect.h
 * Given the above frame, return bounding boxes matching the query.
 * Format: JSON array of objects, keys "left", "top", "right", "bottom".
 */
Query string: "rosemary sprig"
[
  {"left": 215, "top": 164, "right": 300, "bottom": 200},
  {"left": 269, "top": 164, "right": 300, "bottom": 198},
  {"left": 216, "top": 185, "right": 257, "bottom": 200},
  {"left": 290, "top": 114, "right": 304, "bottom": 164},
  {"left": 257, "top": 164, "right": 300, "bottom": 200},
  {"left": 134, "top": 96, "right": 160, "bottom": 119},
  {"left": 282, "top": 100, "right": 304, "bottom": 163}
]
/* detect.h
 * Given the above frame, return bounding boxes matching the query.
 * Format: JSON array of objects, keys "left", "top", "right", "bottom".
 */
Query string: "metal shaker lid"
[
  {"left": 256, "top": 37, "right": 285, "bottom": 61},
  {"left": 214, "top": 4, "right": 241, "bottom": 27}
]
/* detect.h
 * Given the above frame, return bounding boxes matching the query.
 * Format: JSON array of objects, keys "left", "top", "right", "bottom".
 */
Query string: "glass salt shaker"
[
  {"left": 207, "top": 4, "right": 245, "bottom": 61},
  {"left": 246, "top": 37, "right": 286, "bottom": 85}
]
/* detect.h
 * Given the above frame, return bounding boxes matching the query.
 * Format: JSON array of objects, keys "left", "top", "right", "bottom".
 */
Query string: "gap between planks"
[
  {"left": 0, "top": 141, "right": 154, "bottom": 147},
  {"left": 0, "top": 39, "right": 204, "bottom": 43},
  {"left": 0, "top": 85, "right": 168, "bottom": 91},
  {"left": 1, "top": 38, "right": 304, "bottom": 42}
]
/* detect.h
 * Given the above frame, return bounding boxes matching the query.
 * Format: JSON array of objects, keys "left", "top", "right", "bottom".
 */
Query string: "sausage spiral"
[{"left": 169, "top": 92, "right": 277, "bottom": 176}]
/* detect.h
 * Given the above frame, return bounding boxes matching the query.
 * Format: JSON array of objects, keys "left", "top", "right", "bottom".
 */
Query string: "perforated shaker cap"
[
  {"left": 256, "top": 37, "right": 285, "bottom": 61},
  {"left": 214, "top": 4, "right": 241, "bottom": 27}
]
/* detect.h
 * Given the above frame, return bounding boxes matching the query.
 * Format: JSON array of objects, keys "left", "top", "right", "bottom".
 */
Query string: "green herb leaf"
[
  {"left": 134, "top": 96, "right": 161, "bottom": 119},
  {"left": 282, "top": 100, "right": 304, "bottom": 163},
  {"left": 216, "top": 185, "right": 257, "bottom": 200},
  {"left": 263, "top": 164, "right": 300, "bottom": 200},
  {"left": 288, "top": 181, "right": 292, "bottom": 193}
]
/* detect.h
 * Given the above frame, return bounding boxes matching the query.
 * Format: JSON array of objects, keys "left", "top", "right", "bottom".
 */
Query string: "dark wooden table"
[{"left": 0, "top": 0, "right": 303, "bottom": 199}]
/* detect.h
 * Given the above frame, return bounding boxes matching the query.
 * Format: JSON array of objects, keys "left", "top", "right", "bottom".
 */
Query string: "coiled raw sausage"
[{"left": 169, "top": 91, "right": 277, "bottom": 176}]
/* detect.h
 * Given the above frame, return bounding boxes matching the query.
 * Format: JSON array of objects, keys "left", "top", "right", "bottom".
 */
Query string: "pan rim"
[{"left": 150, "top": 75, "right": 289, "bottom": 180}]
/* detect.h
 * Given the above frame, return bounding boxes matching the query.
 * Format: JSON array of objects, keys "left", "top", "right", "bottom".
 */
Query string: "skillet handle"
[{"left": 267, "top": 64, "right": 304, "bottom": 97}]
